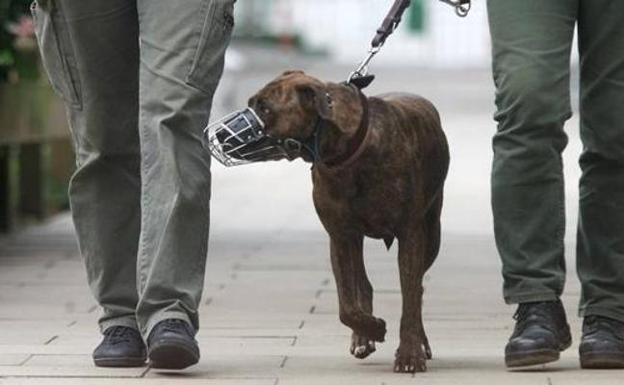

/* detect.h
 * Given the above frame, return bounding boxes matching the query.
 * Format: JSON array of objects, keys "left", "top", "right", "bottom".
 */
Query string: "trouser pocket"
[
  {"left": 31, "top": 0, "right": 82, "bottom": 109},
  {"left": 185, "top": 0, "right": 235, "bottom": 94}
]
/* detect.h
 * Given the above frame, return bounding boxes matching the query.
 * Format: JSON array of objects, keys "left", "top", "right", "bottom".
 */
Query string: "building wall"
[{"left": 235, "top": 0, "right": 492, "bottom": 68}]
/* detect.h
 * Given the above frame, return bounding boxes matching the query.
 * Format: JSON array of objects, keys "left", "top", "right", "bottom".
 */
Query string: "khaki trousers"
[{"left": 32, "top": 0, "right": 235, "bottom": 337}]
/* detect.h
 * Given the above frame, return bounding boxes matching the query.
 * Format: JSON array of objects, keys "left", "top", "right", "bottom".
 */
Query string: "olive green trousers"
[
  {"left": 32, "top": 0, "right": 235, "bottom": 337},
  {"left": 488, "top": 0, "right": 624, "bottom": 321}
]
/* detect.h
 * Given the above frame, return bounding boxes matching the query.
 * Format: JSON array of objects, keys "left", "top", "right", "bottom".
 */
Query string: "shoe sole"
[
  {"left": 581, "top": 353, "right": 624, "bottom": 369},
  {"left": 506, "top": 338, "right": 572, "bottom": 368},
  {"left": 93, "top": 357, "right": 146, "bottom": 368},
  {"left": 506, "top": 349, "right": 560, "bottom": 368},
  {"left": 148, "top": 338, "right": 199, "bottom": 370}
]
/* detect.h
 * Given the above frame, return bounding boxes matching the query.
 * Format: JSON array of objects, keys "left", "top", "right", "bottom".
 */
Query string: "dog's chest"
[
  {"left": 351, "top": 179, "right": 406, "bottom": 237},
  {"left": 312, "top": 170, "right": 409, "bottom": 238}
]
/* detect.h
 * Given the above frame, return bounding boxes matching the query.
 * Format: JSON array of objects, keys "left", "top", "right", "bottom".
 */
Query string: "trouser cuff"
[
  {"left": 579, "top": 306, "right": 624, "bottom": 323},
  {"left": 504, "top": 291, "right": 559, "bottom": 305},
  {"left": 99, "top": 315, "right": 140, "bottom": 334}
]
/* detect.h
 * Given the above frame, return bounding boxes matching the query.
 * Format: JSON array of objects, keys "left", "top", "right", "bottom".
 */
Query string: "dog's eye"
[{"left": 256, "top": 100, "right": 271, "bottom": 116}]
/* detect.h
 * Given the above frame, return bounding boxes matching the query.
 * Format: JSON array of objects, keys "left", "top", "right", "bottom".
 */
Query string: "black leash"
[
  {"left": 348, "top": 0, "right": 471, "bottom": 90},
  {"left": 298, "top": 0, "right": 472, "bottom": 165}
]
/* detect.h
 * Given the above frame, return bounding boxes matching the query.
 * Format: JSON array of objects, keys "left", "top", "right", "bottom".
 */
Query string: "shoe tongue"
[
  {"left": 106, "top": 326, "right": 133, "bottom": 340},
  {"left": 516, "top": 301, "right": 558, "bottom": 322},
  {"left": 163, "top": 319, "right": 186, "bottom": 331}
]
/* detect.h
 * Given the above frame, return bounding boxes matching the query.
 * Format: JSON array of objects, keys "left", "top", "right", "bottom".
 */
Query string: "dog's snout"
[
  {"left": 248, "top": 95, "right": 258, "bottom": 109},
  {"left": 252, "top": 98, "right": 274, "bottom": 123}
]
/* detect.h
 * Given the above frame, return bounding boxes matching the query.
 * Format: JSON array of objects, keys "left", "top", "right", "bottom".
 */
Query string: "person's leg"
[
  {"left": 32, "top": 0, "right": 145, "bottom": 367},
  {"left": 577, "top": 0, "right": 624, "bottom": 324},
  {"left": 487, "top": 0, "right": 578, "bottom": 367},
  {"left": 488, "top": 0, "right": 577, "bottom": 305},
  {"left": 134, "top": 0, "right": 234, "bottom": 339},
  {"left": 33, "top": 0, "right": 142, "bottom": 332},
  {"left": 576, "top": 0, "right": 624, "bottom": 369}
]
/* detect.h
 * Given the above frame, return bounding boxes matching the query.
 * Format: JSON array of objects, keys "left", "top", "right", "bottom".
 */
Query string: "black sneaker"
[
  {"left": 147, "top": 319, "right": 200, "bottom": 369},
  {"left": 505, "top": 300, "right": 572, "bottom": 368},
  {"left": 93, "top": 326, "right": 147, "bottom": 367},
  {"left": 580, "top": 315, "right": 624, "bottom": 369}
]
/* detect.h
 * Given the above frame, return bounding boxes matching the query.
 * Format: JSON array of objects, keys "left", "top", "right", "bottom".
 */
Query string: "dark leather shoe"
[
  {"left": 147, "top": 319, "right": 200, "bottom": 369},
  {"left": 505, "top": 300, "right": 572, "bottom": 368},
  {"left": 580, "top": 316, "right": 624, "bottom": 369},
  {"left": 93, "top": 326, "right": 147, "bottom": 367}
]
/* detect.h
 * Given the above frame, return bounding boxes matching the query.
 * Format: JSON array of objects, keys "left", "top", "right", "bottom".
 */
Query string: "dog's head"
[{"left": 248, "top": 70, "right": 365, "bottom": 162}]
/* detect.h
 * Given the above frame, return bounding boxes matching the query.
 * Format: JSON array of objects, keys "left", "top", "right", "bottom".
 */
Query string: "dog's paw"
[
  {"left": 350, "top": 333, "right": 376, "bottom": 359},
  {"left": 340, "top": 313, "right": 386, "bottom": 342},
  {"left": 394, "top": 346, "right": 427, "bottom": 373},
  {"left": 365, "top": 317, "right": 386, "bottom": 342}
]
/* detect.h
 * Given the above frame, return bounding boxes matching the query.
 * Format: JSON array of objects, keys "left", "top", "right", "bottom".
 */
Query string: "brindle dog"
[{"left": 248, "top": 71, "right": 449, "bottom": 373}]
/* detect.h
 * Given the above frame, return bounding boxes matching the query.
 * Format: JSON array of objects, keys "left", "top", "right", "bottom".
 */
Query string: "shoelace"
[
  {"left": 513, "top": 301, "right": 561, "bottom": 334},
  {"left": 104, "top": 326, "right": 135, "bottom": 344},
  {"left": 160, "top": 319, "right": 191, "bottom": 335}
]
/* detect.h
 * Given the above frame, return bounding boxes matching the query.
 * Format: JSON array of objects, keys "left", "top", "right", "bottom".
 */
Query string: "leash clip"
[
  {"left": 347, "top": 46, "right": 380, "bottom": 85},
  {"left": 347, "top": 0, "right": 470, "bottom": 89},
  {"left": 438, "top": 0, "right": 471, "bottom": 17}
]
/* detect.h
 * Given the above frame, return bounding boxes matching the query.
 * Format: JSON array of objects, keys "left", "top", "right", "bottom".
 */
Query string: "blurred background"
[{"left": 0, "top": 0, "right": 581, "bottom": 241}]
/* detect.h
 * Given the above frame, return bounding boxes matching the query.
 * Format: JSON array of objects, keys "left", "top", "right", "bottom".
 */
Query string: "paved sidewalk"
[
  {"left": 1, "top": 46, "right": 619, "bottom": 384},
  {"left": 0, "top": 214, "right": 618, "bottom": 385}
]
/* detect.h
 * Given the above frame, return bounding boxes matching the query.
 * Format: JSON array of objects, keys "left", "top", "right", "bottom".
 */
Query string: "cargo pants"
[
  {"left": 488, "top": 0, "right": 624, "bottom": 321},
  {"left": 31, "top": 0, "right": 235, "bottom": 337}
]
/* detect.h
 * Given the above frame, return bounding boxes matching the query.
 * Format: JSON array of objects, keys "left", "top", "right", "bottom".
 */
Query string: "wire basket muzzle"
[{"left": 204, "top": 108, "right": 289, "bottom": 167}]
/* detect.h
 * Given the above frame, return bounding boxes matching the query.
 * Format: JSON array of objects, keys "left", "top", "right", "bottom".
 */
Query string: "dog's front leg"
[
  {"left": 350, "top": 248, "right": 377, "bottom": 359},
  {"left": 395, "top": 224, "right": 428, "bottom": 373},
  {"left": 330, "top": 235, "right": 386, "bottom": 343}
]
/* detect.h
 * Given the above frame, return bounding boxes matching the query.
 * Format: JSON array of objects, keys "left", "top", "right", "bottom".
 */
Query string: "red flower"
[{"left": 6, "top": 15, "right": 35, "bottom": 38}]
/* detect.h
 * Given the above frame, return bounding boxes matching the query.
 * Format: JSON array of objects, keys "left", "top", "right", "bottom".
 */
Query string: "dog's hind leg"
[
  {"left": 350, "top": 250, "right": 377, "bottom": 359},
  {"left": 330, "top": 234, "right": 387, "bottom": 343},
  {"left": 419, "top": 192, "right": 443, "bottom": 360},
  {"left": 394, "top": 223, "right": 428, "bottom": 373},
  {"left": 424, "top": 191, "right": 443, "bottom": 272}
]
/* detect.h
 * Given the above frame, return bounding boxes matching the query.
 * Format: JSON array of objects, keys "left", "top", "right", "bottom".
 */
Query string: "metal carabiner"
[
  {"left": 439, "top": 0, "right": 471, "bottom": 17},
  {"left": 347, "top": 0, "right": 471, "bottom": 87},
  {"left": 348, "top": 46, "right": 381, "bottom": 84}
]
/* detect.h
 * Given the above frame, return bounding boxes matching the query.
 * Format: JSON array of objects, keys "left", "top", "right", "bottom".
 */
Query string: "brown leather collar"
[{"left": 319, "top": 88, "right": 370, "bottom": 170}]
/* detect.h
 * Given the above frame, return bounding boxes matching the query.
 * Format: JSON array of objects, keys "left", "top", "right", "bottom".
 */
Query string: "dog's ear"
[
  {"left": 295, "top": 83, "right": 332, "bottom": 120},
  {"left": 296, "top": 82, "right": 363, "bottom": 134}
]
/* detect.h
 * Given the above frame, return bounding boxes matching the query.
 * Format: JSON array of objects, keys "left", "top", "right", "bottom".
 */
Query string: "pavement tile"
[
  {"left": 0, "top": 331, "right": 58, "bottom": 345},
  {"left": 0, "top": 355, "right": 147, "bottom": 377},
  {"left": 0, "top": 354, "right": 30, "bottom": 366},
  {"left": 0, "top": 345, "right": 91, "bottom": 356},
  {"left": 198, "top": 318, "right": 303, "bottom": 330},
  {"left": 0, "top": 304, "right": 93, "bottom": 319},
  {"left": 145, "top": 355, "right": 284, "bottom": 379},
  {"left": 0, "top": 365, "right": 147, "bottom": 378},
  {"left": 3, "top": 380, "right": 275, "bottom": 385}
]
